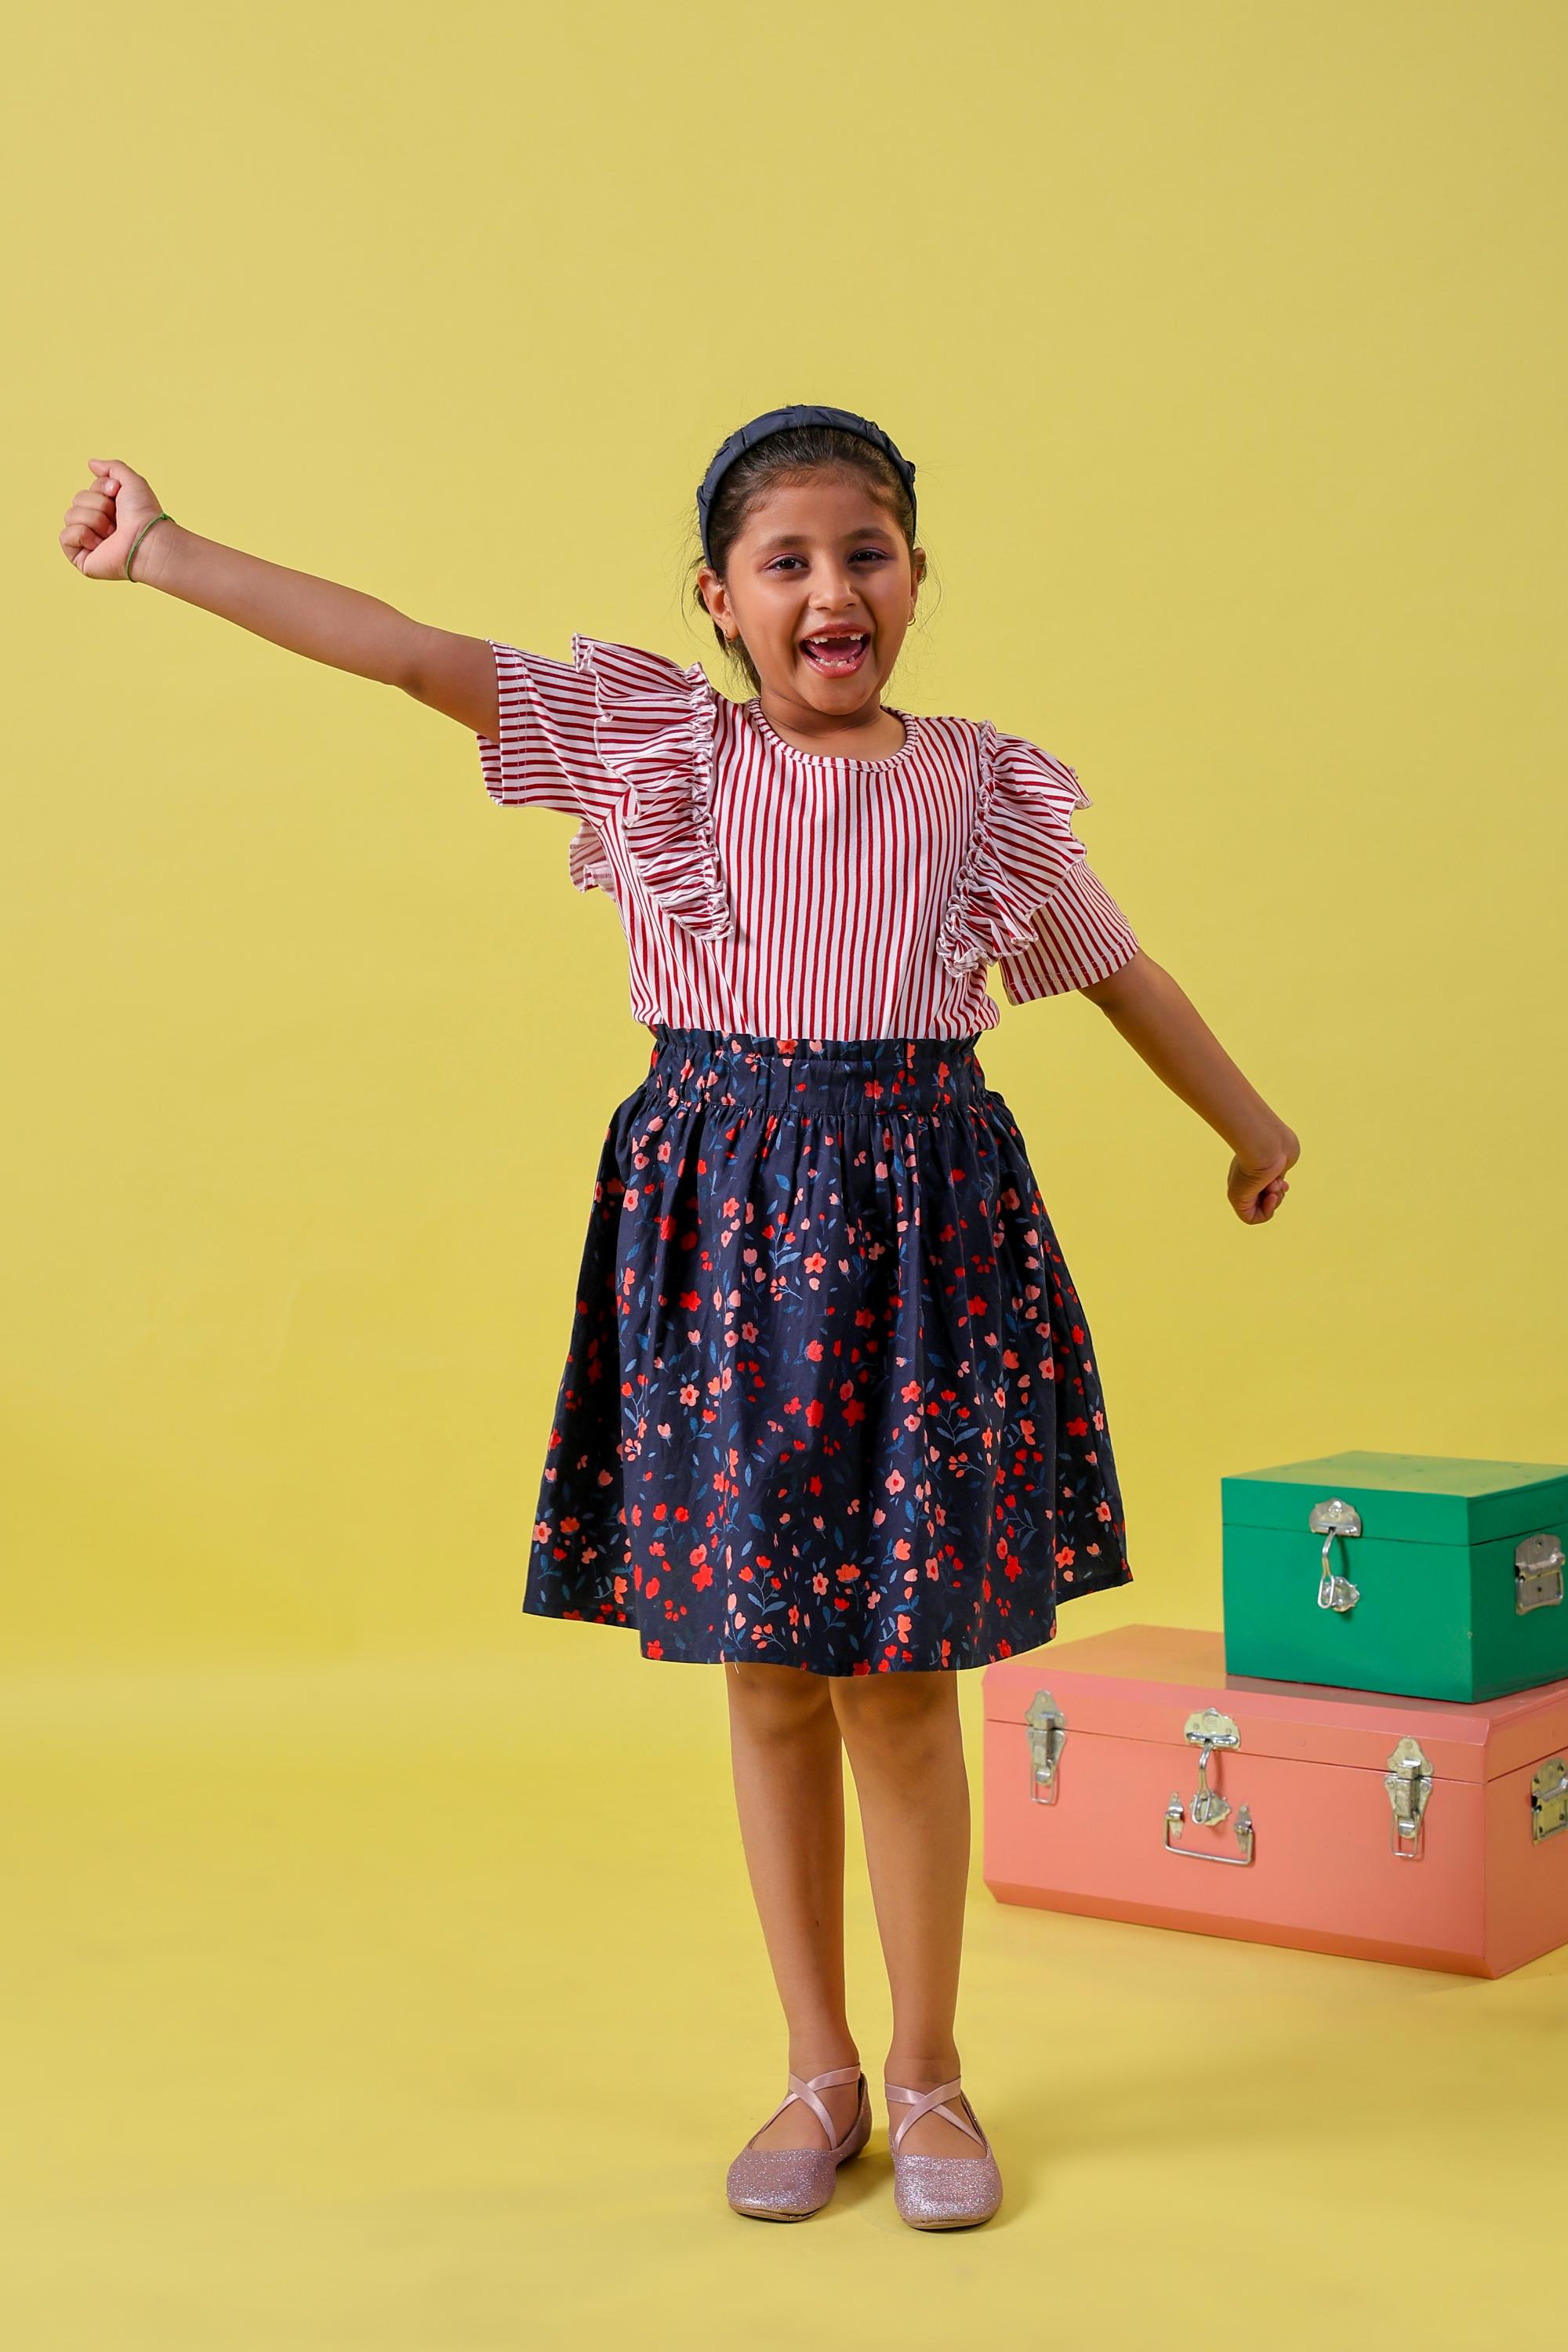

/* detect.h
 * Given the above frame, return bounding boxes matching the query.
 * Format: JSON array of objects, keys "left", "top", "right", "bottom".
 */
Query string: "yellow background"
[{"left": 5, "top": 2, "right": 1566, "bottom": 2345}]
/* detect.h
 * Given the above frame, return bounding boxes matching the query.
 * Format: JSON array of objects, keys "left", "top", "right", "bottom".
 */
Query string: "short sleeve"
[
  {"left": 935, "top": 720, "right": 1139, "bottom": 1003},
  {"left": 474, "top": 640, "right": 623, "bottom": 820},
  {"left": 475, "top": 633, "right": 731, "bottom": 938},
  {"left": 996, "top": 860, "right": 1140, "bottom": 1002}
]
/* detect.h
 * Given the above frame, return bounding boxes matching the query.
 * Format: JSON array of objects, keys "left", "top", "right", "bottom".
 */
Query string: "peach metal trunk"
[{"left": 982, "top": 1624, "right": 1568, "bottom": 1978}]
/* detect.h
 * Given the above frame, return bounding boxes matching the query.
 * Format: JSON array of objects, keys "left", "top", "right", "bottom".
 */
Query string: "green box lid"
[{"left": 1221, "top": 1450, "right": 1568, "bottom": 1545}]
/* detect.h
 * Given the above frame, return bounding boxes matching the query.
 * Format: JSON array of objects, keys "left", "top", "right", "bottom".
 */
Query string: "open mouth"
[{"left": 800, "top": 632, "right": 869, "bottom": 675}]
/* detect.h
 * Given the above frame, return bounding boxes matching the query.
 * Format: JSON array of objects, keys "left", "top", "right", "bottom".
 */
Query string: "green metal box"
[{"left": 1221, "top": 1450, "right": 1568, "bottom": 1702}]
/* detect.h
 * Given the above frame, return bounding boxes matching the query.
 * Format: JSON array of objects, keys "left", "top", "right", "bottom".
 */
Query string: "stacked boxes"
[{"left": 981, "top": 1454, "right": 1568, "bottom": 1977}]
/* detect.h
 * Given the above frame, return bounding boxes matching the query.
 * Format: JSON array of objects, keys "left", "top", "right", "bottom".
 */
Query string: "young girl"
[{"left": 60, "top": 407, "right": 1298, "bottom": 2232}]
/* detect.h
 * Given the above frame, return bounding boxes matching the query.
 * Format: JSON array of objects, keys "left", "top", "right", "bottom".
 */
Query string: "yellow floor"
[{"left": 3, "top": 1623, "right": 1563, "bottom": 2351}]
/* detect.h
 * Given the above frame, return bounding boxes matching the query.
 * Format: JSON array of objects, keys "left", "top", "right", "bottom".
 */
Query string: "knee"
[
  {"left": 832, "top": 1673, "right": 960, "bottom": 1766},
  {"left": 724, "top": 1661, "right": 837, "bottom": 1741}
]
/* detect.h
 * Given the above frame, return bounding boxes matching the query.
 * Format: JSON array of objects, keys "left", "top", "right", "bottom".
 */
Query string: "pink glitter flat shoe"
[
  {"left": 725, "top": 2062, "right": 872, "bottom": 2221},
  {"left": 884, "top": 2074, "right": 1004, "bottom": 2230}
]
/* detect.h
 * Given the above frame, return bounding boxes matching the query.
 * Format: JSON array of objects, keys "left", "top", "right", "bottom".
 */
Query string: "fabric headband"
[{"left": 696, "top": 403, "right": 917, "bottom": 567}]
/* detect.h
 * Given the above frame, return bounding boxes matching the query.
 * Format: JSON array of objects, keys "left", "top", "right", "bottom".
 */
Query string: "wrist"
[
  {"left": 132, "top": 514, "right": 185, "bottom": 589},
  {"left": 1229, "top": 1113, "right": 1293, "bottom": 1170}
]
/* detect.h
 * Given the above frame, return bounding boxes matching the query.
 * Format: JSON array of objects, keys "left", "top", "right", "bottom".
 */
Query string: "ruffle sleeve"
[
  {"left": 935, "top": 721, "right": 1096, "bottom": 979},
  {"left": 568, "top": 634, "right": 733, "bottom": 942},
  {"left": 565, "top": 815, "right": 618, "bottom": 901}
]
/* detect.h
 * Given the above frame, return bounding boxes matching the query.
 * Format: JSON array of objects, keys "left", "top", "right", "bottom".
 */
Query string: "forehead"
[{"left": 733, "top": 470, "right": 902, "bottom": 552}]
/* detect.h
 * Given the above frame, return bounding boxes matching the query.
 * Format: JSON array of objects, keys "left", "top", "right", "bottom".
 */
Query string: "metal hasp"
[
  {"left": 1385, "top": 1735, "right": 1434, "bottom": 1860},
  {"left": 1163, "top": 1708, "right": 1255, "bottom": 1864},
  {"left": 1515, "top": 1532, "right": 1566, "bottom": 1617},
  {"left": 1531, "top": 1758, "right": 1568, "bottom": 1843},
  {"left": 1025, "top": 1690, "right": 1066, "bottom": 1805},
  {"left": 1308, "top": 1496, "right": 1363, "bottom": 1613}
]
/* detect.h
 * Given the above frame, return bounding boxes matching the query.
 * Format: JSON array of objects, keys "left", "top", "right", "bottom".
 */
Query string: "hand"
[
  {"left": 60, "top": 457, "right": 168, "bottom": 581},
  {"left": 1227, "top": 1124, "right": 1299, "bottom": 1225}
]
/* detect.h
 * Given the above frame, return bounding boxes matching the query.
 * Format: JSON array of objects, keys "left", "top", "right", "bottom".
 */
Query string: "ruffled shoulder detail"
[
  {"left": 570, "top": 634, "right": 732, "bottom": 941},
  {"left": 935, "top": 720, "right": 1094, "bottom": 978},
  {"left": 565, "top": 815, "right": 617, "bottom": 902}
]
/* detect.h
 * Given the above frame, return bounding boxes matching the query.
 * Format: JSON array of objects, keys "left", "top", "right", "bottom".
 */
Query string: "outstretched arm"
[
  {"left": 59, "top": 456, "right": 497, "bottom": 734},
  {"left": 1080, "top": 949, "right": 1301, "bottom": 1225}
]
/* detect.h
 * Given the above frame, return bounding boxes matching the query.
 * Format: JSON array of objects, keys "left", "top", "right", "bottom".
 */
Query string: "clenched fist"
[{"left": 60, "top": 458, "right": 169, "bottom": 581}]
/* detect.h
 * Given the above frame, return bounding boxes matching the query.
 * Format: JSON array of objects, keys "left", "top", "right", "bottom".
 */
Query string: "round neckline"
[{"left": 744, "top": 696, "right": 922, "bottom": 771}]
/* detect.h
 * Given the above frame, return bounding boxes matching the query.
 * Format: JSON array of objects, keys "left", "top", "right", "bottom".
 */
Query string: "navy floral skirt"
[{"left": 523, "top": 1026, "right": 1133, "bottom": 1675}]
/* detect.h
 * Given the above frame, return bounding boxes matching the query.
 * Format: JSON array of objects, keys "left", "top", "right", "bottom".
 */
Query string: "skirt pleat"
[{"left": 523, "top": 1026, "right": 1133, "bottom": 1674}]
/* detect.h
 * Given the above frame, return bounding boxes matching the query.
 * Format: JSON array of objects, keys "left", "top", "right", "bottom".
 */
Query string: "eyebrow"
[{"left": 751, "top": 524, "right": 898, "bottom": 554}]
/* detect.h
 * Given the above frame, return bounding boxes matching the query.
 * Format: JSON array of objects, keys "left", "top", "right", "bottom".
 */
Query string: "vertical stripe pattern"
[{"left": 476, "top": 637, "right": 1139, "bottom": 1036}]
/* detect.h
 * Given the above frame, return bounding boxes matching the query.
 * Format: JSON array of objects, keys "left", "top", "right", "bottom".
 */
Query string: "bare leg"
[
  {"left": 724, "top": 1661, "right": 862, "bottom": 2151},
  {"left": 831, "top": 1670, "right": 978, "bottom": 2157}
]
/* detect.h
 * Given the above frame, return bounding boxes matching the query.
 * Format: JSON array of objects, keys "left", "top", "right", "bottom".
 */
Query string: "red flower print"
[{"left": 523, "top": 1029, "right": 1130, "bottom": 1671}]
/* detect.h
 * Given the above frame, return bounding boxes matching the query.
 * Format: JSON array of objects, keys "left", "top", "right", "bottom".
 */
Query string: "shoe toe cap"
[
  {"left": 892, "top": 2149, "right": 1004, "bottom": 2227},
  {"left": 726, "top": 2147, "right": 837, "bottom": 2217}
]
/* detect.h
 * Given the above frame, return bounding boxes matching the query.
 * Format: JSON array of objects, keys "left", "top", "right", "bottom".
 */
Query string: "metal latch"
[
  {"left": 1182, "top": 1707, "right": 1239, "bottom": 1824},
  {"left": 1515, "top": 1533, "right": 1566, "bottom": 1616},
  {"left": 1163, "top": 1708, "right": 1255, "bottom": 1864},
  {"left": 1025, "top": 1689, "right": 1066, "bottom": 1805},
  {"left": 1385, "top": 1735, "right": 1434, "bottom": 1860},
  {"left": 1531, "top": 1758, "right": 1568, "bottom": 1843},
  {"left": 1308, "top": 1497, "right": 1363, "bottom": 1613}
]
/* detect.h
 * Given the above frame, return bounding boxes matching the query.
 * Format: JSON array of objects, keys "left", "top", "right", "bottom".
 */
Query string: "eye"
[{"left": 766, "top": 548, "right": 891, "bottom": 572}]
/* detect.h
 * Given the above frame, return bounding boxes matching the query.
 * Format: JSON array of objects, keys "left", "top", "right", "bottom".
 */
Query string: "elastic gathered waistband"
[{"left": 642, "top": 1024, "right": 987, "bottom": 1121}]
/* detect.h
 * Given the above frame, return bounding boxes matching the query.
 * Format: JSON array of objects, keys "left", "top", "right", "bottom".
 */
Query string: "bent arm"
[
  {"left": 135, "top": 521, "right": 496, "bottom": 730},
  {"left": 1079, "top": 949, "right": 1291, "bottom": 1163}
]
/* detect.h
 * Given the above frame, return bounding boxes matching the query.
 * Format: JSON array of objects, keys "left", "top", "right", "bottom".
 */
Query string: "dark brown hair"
[{"left": 688, "top": 425, "right": 921, "bottom": 694}]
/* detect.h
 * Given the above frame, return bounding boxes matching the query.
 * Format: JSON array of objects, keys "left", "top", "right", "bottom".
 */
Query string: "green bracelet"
[{"left": 126, "top": 510, "right": 174, "bottom": 583}]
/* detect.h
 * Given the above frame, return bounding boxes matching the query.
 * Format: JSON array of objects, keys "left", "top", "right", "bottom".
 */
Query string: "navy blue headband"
[{"left": 696, "top": 403, "right": 917, "bottom": 566}]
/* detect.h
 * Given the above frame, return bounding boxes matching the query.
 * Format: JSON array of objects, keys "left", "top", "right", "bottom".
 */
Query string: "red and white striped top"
[{"left": 474, "top": 636, "right": 1139, "bottom": 1038}]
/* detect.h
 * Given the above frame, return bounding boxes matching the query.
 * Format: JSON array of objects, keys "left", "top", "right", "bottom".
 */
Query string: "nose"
[{"left": 810, "top": 567, "right": 866, "bottom": 620}]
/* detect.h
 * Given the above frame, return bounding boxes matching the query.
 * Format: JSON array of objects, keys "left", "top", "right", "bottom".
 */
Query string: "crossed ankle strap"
[
  {"left": 884, "top": 2076, "right": 985, "bottom": 2154},
  {"left": 751, "top": 2062, "right": 864, "bottom": 2150}
]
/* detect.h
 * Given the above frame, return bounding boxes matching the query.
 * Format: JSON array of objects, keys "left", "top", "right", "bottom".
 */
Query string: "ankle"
[
  {"left": 884, "top": 2047, "right": 962, "bottom": 2087},
  {"left": 786, "top": 2035, "right": 860, "bottom": 2078}
]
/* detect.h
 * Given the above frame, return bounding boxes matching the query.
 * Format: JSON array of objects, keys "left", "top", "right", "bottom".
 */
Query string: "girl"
[{"left": 60, "top": 408, "right": 1299, "bottom": 2231}]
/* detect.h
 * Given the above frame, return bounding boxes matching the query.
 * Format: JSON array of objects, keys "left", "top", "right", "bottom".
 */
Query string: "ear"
[{"left": 695, "top": 564, "right": 730, "bottom": 628}]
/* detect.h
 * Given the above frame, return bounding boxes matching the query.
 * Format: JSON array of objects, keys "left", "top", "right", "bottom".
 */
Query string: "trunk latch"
[
  {"left": 1308, "top": 1497, "right": 1363, "bottom": 1613},
  {"left": 1385, "top": 1735, "right": 1434, "bottom": 1860},
  {"left": 1025, "top": 1689, "right": 1066, "bottom": 1805}
]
